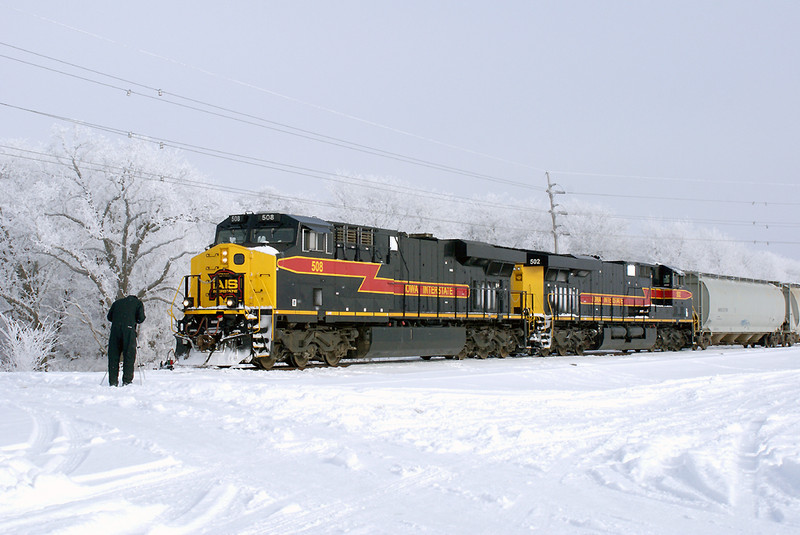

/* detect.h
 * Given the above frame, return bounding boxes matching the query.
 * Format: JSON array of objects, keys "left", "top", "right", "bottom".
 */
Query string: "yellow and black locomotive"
[{"left": 171, "top": 212, "right": 701, "bottom": 368}]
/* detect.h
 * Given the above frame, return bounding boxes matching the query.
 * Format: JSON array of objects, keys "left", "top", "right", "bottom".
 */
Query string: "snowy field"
[{"left": 1, "top": 348, "right": 799, "bottom": 534}]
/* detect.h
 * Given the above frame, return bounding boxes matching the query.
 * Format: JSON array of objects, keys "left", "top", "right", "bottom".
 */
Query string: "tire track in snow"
[
  {"left": 574, "top": 370, "right": 800, "bottom": 518},
  {"left": 1, "top": 404, "right": 90, "bottom": 479},
  {"left": 242, "top": 464, "right": 450, "bottom": 535},
  {"left": 148, "top": 478, "right": 243, "bottom": 534},
  {"left": 735, "top": 417, "right": 766, "bottom": 519}
]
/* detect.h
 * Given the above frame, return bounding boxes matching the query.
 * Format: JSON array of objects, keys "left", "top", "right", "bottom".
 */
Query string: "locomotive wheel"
[
  {"left": 291, "top": 353, "right": 309, "bottom": 369},
  {"left": 323, "top": 343, "right": 348, "bottom": 367},
  {"left": 253, "top": 355, "right": 277, "bottom": 370},
  {"left": 291, "top": 346, "right": 314, "bottom": 370},
  {"left": 539, "top": 348, "right": 551, "bottom": 357},
  {"left": 556, "top": 344, "right": 568, "bottom": 357},
  {"left": 495, "top": 341, "right": 507, "bottom": 358},
  {"left": 323, "top": 352, "right": 341, "bottom": 366}
]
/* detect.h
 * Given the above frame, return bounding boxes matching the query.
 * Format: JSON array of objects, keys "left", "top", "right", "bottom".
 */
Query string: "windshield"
[
  {"left": 216, "top": 228, "right": 248, "bottom": 245},
  {"left": 252, "top": 227, "right": 295, "bottom": 245}
]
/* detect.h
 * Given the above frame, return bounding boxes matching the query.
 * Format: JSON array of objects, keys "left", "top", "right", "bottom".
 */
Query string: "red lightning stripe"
[
  {"left": 579, "top": 287, "right": 692, "bottom": 307},
  {"left": 277, "top": 257, "right": 469, "bottom": 298}
]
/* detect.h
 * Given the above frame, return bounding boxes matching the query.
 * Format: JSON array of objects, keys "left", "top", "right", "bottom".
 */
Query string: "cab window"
[
  {"left": 251, "top": 227, "right": 295, "bottom": 245},
  {"left": 216, "top": 228, "right": 247, "bottom": 244},
  {"left": 302, "top": 228, "right": 328, "bottom": 253}
]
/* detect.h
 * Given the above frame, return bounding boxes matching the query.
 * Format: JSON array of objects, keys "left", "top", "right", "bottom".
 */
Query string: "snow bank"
[{"left": 1, "top": 348, "right": 799, "bottom": 533}]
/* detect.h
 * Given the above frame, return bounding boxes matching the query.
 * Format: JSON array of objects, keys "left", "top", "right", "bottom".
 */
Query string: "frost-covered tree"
[
  {"left": 0, "top": 313, "right": 58, "bottom": 371},
  {"left": 1, "top": 128, "right": 219, "bottom": 368},
  {"left": 453, "top": 195, "right": 550, "bottom": 250},
  {"left": 234, "top": 183, "right": 322, "bottom": 218},
  {"left": 326, "top": 173, "right": 551, "bottom": 249},
  {"left": 561, "top": 201, "right": 627, "bottom": 259},
  {"left": 0, "top": 142, "right": 63, "bottom": 346},
  {"left": 325, "top": 176, "right": 800, "bottom": 283},
  {"left": 327, "top": 172, "right": 431, "bottom": 232}
]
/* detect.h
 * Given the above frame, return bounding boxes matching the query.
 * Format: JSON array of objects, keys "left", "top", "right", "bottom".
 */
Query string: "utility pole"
[{"left": 546, "top": 172, "right": 567, "bottom": 253}]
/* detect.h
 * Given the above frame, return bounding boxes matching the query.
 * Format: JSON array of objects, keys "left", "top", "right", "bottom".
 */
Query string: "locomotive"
[{"left": 170, "top": 213, "right": 799, "bottom": 368}]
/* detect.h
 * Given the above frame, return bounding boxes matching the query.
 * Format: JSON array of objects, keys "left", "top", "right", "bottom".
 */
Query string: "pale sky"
[{"left": 1, "top": 1, "right": 799, "bottom": 259}]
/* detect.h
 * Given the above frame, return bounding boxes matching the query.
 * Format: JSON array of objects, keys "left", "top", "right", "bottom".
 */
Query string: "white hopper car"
[{"left": 686, "top": 273, "right": 799, "bottom": 349}]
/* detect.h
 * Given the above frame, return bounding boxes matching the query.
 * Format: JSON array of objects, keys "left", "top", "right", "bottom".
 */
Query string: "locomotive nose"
[{"left": 172, "top": 242, "right": 278, "bottom": 366}]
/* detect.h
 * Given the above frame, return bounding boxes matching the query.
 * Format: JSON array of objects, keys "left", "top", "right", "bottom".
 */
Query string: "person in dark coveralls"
[{"left": 107, "top": 295, "right": 146, "bottom": 386}]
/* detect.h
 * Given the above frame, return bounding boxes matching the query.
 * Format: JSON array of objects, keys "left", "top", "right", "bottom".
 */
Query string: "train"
[{"left": 169, "top": 213, "right": 800, "bottom": 369}]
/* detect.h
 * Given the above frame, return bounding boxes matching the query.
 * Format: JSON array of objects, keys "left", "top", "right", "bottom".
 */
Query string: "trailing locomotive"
[
  {"left": 514, "top": 253, "right": 694, "bottom": 356},
  {"left": 170, "top": 213, "right": 797, "bottom": 368}
]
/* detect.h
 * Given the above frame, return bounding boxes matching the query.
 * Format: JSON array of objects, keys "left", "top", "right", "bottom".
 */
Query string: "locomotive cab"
[{"left": 215, "top": 213, "right": 300, "bottom": 250}]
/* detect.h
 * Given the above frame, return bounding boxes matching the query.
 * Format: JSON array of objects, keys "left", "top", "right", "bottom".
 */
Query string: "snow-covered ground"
[{"left": 1, "top": 347, "right": 799, "bottom": 534}]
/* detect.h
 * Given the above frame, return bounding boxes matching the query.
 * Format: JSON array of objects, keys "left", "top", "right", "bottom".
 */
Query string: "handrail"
[{"left": 168, "top": 276, "right": 188, "bottom": 333}]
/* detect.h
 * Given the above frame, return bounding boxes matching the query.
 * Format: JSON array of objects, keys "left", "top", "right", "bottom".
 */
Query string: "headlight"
[
  {"left": 225, "top": 296, "right": 238, "bottom": 308},
  {"left": 183, "top": 297, "right": 194, "bottom": 309},
  {"left": 221, "top": 249, "right": 229, "bottom": 264}
]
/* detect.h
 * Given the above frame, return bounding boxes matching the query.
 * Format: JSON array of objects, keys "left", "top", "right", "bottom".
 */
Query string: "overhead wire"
[
  {"left": 2, "top": 33, "right": 795, "bottom": 191},
  {"left": 1, "top": 42, "right": 795, "bottom": 206},
  {"left": 3, "top": 142, "right": 799, "bottom": 247},
  {"left": 9, "top": 39, "right": 796, "bottom": 206},
  {"left": 4, "top": 101, "right": 797, "bottom": 233},
  {"left": 564, "top": 189, "right": 800, "bottom": 207},
  {"left": 0, "top": 102, "right": 550, "bottom": 217},
  {"left": 0, "top": 144, "right": 555, "bottom": 236},
  {"left": 2, "top": 100, "right": 798, "bottom": 243},
  {"left": 0, "top": 42, "right": 800, "bottom": 227},
  {"left": 1, "top": 5, "right": 548, "bottom": 174},
  {"left": 551, "top": 168, "right": 799, "bottom": 188},
  {"left": 0, "top": 24, "right": 795, "bottom": 247},
  {"left": 0, "top": 42, "right": 543, "bottom": 191}
]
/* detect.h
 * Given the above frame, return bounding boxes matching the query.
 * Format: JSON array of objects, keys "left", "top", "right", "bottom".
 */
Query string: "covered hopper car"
[{"left": 686, "top": 273, "right": 799, "bottom": 349}]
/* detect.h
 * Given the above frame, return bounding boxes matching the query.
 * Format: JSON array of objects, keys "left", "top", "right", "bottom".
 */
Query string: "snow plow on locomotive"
[{"left": 170, "top": 213, "right": 798, "bottom": 368}]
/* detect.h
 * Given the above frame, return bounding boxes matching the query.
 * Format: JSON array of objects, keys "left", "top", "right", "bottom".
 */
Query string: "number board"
[{"left": 526, "top": 253, "right": 548, "bottom": 268}]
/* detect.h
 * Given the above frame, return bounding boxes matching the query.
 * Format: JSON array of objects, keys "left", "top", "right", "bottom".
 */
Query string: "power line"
[
  {"left": 1, "top": 38, "right": 796, "bottom": 237},
  {"left": 2, "top": 12, "right": 797, "bottom": 195},
  {"left": 0, "top": 42, "right": 544, "bottom": 192},
  {"left": 552, "top": 168, "right": 799, "bottom": 189},
  {"left": 566, "top": 209, "right": 800, "bottom": 229},
  {"left": 3, "top": 41, "right": 796, "bottom": 210},
  {"left": 3, "top": 143, "right": 800, "bottom": 248},
  {"left": 0, "top": 102, "right": 552, "bottom": 216},
  {"left": 0, "top": 7, "right": 547, "bottom": 174},
  {"left": 566, "top": 188, "right": 800, "bottom": 207},
  {"left": 3, "top": 102, "right": 797, "bottom": 237},
  {"left": 6, "top": 44, "right": 797, "bottom": 214},
  {"left": 4, "top": 30, "right": 795, "bottom": 190},
  {"left": 0, "top": 144, "right": 554, "bottom": 237}
]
